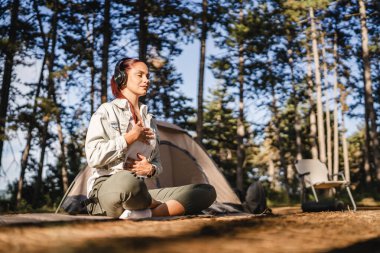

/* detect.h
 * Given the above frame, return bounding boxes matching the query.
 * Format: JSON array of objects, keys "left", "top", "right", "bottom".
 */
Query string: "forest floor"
[{"left": 0, "top": 206, "right": 379, "bottom": 253}]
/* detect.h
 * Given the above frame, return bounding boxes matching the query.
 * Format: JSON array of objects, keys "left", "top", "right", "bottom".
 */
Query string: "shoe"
[{"left": 119, "top": 208, "right": 152, "bottom": 219}]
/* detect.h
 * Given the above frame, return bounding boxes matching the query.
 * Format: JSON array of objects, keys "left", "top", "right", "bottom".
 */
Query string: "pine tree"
[
  {"left": 196, "top": 0, "right": 207, "bottom": 144},
  {"left": 33, "top": 0, "right": 60, "bottom": 207},
  {"left": 203, "top": 85, "right": 238, "bottom": 183},
  {"left": 17, "top": 0, "right": 51, "bottom": 207},
  {"left": 100, "top": 0, "right": 111, "bottom": 104},
  {"left": 0, "top": 0, "right": 20, "bottom": 170},
  {"left": 358, "top": 0, "right": 380, "bottom": 180}
]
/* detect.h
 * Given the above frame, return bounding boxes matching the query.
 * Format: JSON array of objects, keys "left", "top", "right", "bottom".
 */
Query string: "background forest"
[{"left": 0, "top": 0, "right": 379, "bottom": 211}]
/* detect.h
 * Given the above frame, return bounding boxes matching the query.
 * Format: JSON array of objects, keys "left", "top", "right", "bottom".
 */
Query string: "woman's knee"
[
  {"left": 197, "top": 184, "right": 217, "bottom": 204},
  {"left": 97, "top": 171, "right": 151, "bottom": 215},
  {"left": 187, "top": 184, "right": 216, "bottom": 201},
  {"left": 107, "top": 170, "right": 146, "bottom": 195},
  {"left": 179, "top": 184, "right": 217, "bottom": 214}
]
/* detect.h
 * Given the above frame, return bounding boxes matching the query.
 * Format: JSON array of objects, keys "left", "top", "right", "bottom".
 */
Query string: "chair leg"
[
  {"left": 300, "top": 181, "right": 306, "bottom": 204},
  {"left": 311, "top": 186, "right": 319, "bottom": 202},
  {"left": 345, "top": 186, "right": 357, "bottom": 211}
]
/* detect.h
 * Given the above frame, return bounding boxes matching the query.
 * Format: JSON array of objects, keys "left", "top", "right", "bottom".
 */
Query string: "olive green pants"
[{"left": 87, "top": 170, "right": 217, "bottom": 218}]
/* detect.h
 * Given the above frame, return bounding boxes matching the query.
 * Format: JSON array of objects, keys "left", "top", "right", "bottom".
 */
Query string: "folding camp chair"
[{"left": 295, "top": 159, "right": 356, "bottom": 211}]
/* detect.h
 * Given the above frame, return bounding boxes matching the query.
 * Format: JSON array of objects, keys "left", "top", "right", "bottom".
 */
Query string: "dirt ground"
[{"left": 1, "top": 207, "right": 379, "bottom": 253}]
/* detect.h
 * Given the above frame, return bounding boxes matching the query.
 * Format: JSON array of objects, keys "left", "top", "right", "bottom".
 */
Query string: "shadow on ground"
[
  {"left": 327, "top": 237, "right": 380, "bottom": 253},
  {"left": 53, "top": 218, "right": 268, "bottom": 253},
  {"left": 1, "top": 210, "right": 380, "bottom": 253}
]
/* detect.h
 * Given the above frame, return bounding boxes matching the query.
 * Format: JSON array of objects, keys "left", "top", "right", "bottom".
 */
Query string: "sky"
[{"left": 0, "top": 37, "right": 363, "bottom": 192}]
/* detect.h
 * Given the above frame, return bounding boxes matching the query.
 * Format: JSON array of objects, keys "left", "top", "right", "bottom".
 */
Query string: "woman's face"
[{"left": 123, "top": 62, "right": 150, "bottom": 97}]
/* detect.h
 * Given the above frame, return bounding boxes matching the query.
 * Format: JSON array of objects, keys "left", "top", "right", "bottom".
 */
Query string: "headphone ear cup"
[
  {"left": 115, "top": 71, "right": 126, "bottom": 88},
  {"left": 114, "top": 68, "right": 124, "bottom": 87},
  {"left": 114, "top": 58, "right": 130, "bottom": 89},
  {"left": 121, "top": 71, "right": 127, "bottom": 88}
]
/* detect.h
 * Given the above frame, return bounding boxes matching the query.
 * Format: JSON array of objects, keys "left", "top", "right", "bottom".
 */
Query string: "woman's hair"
[{"left": 110, "top": 58, "right": 145, "bottom": 98}]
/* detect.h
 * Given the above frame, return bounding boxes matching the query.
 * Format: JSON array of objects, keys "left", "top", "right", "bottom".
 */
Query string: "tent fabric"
[
  {"left": 59, "top": 121, "right": 241, "bottom": 214},
  {"left": 152, "top": 123, "right": 241, "bottom": 205}
]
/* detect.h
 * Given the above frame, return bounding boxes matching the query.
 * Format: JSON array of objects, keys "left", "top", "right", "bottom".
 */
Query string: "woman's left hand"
[{"left": 126, "top": 153, "right": 155, "bottom": 177}]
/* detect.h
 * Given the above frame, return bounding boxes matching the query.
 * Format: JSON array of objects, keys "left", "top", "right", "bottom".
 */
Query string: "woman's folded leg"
[
  {"left": 149, "top": 184, "right": 217, "bottom": 216},
  {"left": 88, "top": 171, "right": 152, "bottom": 218}
]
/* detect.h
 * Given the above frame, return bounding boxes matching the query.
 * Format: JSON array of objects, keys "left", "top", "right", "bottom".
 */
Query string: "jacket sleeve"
[
  {"left": 149, "top": 119, "right": 163, "bottom": 177},
  {"left": 85, "top": 106, "right": 128, "bottom": 168}
]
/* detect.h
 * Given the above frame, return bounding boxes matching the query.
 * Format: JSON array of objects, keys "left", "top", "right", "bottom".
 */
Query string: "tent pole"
[{"left": 55, "top": 179, "right": 76, "bottom": 214}]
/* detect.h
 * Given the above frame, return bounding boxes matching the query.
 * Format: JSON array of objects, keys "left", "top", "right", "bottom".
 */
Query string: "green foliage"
[
  {"left": 202, "top": 84, "right": 258, "bottom": 190},
  {"left": 144, "top": 61, "right": 196, "bottom": 130},
  {"left": 203, "top": 85, "right": 238, "bottom": 182},
  {"left": 283, "top": 0, "right": 331, "bottom": 22}
]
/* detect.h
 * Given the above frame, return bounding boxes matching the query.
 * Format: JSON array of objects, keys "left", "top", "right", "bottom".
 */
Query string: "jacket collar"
[{"left": 112, "top": 98, "right": 148, "bottom": 116}]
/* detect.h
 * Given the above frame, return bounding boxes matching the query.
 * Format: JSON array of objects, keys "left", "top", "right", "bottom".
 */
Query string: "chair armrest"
[
  {"left": 298, "top": 172, "right": 310, "bottom": 177},
  {"left": 331, "top": 171, "right": 348, "bottom": 182},
  {"left": 297, "top": 171, "right": 310, "bottom": 188}
]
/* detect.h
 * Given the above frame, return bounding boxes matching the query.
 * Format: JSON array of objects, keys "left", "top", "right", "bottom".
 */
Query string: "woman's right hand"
[{"left": 124, "top": 120, "right": 154, "bottom": 145}]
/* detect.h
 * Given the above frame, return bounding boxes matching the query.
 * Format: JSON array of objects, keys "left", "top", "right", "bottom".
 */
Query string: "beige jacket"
[{"left": 85, "top": 98, "right": 163, "bottom": 177}]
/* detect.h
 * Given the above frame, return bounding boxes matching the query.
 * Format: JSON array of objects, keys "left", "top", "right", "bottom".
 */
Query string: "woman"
[{"left": 85, "top": 57, "right": 216, "bottom": 219}]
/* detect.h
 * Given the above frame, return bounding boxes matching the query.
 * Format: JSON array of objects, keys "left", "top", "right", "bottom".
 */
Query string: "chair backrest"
[{"left": 295, "top": 159, "right": 329, "bottom": 187}]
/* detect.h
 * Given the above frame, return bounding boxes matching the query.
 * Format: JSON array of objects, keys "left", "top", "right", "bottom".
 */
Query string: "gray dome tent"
[{"left": 56, "top": 121, "right": 242, "bottom": 214}]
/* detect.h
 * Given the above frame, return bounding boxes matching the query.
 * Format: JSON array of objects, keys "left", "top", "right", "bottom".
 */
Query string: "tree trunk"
[
  {"left": 52, "top": 90, "right": 69, "bottom": 193},
  {"left": 341, "top": 115, "right": 350, "bottom": 182},
  {"left": 270, "top": 79, "right": 289, "bottom": 200},
  {"left": 358, "top": 0, "right": 380, "bottom": 180},
  {"left": 332, "top": 31, "right": 339, "bottom": 181},
  {"left": 100, "top": 0, "right": 111, "bottom": 104},
  {"left": 0, "top": 0, "right": 20, "bottom": 169},
  {"left": 16, "top": 0, "right": 49, "bottom": 207},
  {"left": 325, "top": 89, "right": 332, "bottom": 175},
  {"left": 196, "top": 0, "right": 208, "bottom": 144},
  {"left": 236, "top": 6, "right": 245, "bottom": 193},
  {"left": 320, "top": 32, "right": 332, "bottom": 176},
  {"left": 268, "top": 156, "right": 280, "bottom": 191},
  {"left": 340, "top": 94, "right": 350, "bottom": 182},
  {"left": 17, "top": 59, "right": 46, "bottom": 206},
  {"left": 288, "top": 49, "right": 302, "bottom": 161},
  {"left": 33, "top": 0, "right": 59, "bottom": 207},
  {"left": 85, "top": 12, "right": 96, "bottom": 115},
  {"left": 306, "top": 45, "right": 318, "bottom": 159},
  {"left": 44, "top": 0, "right": 69, "bottom": 194},
  {"left": 90, "top": 59, "right": 96, "bottom": 115},
  {"left": 309, "top": 7, "right": 326, "bottom": 164},
  {"left": 138, "top": 0, "right": 148, "bottom": 62}
]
